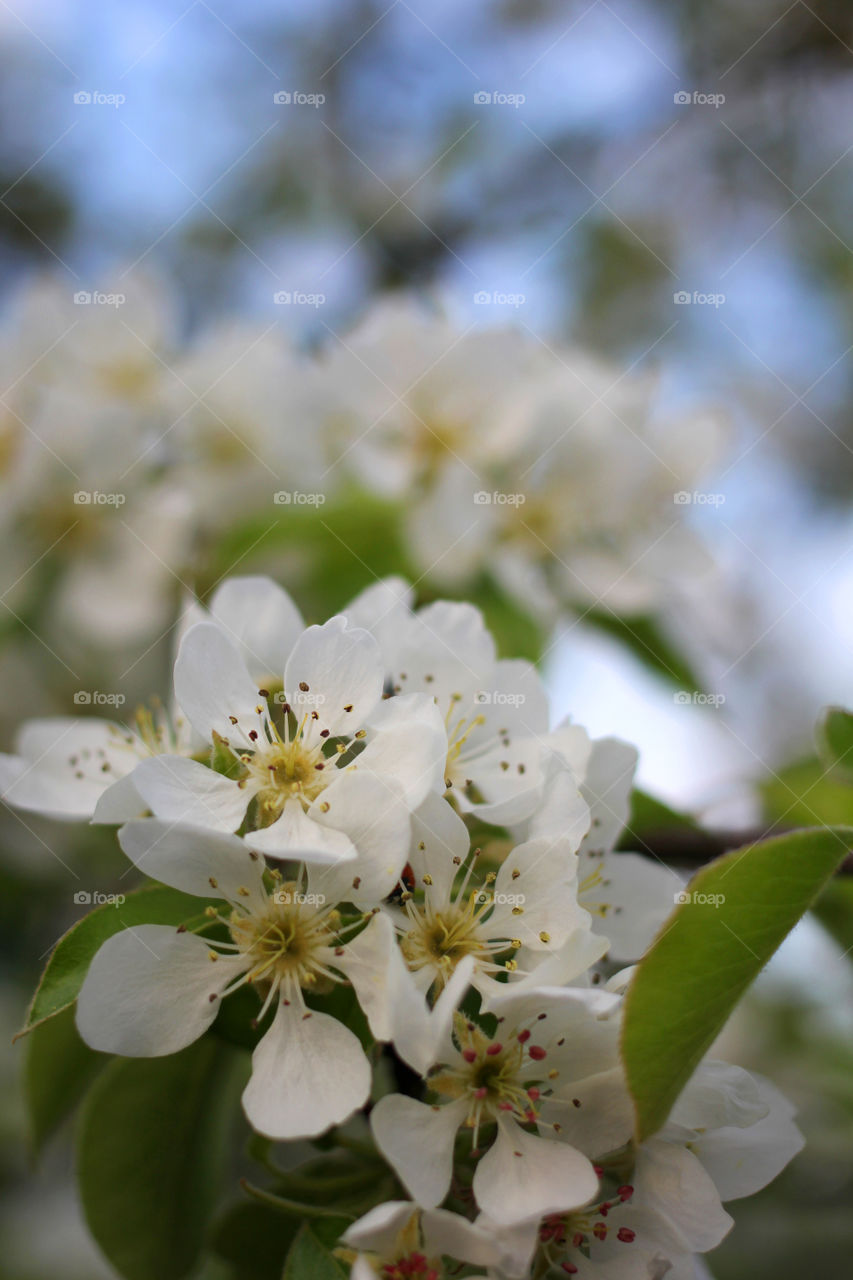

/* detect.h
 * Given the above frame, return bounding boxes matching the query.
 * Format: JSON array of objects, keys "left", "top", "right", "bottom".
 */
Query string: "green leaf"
[
  {"left": 212, "top": 1202, "right": 298, "bottom": 1280},
  {"left": 582, "top": 608, "right": 701, "bottom": 691},
  {"left": 282, "top": 1225, "right": 346, "bottom": 1280},
  {"left": 24, "top": 1003, "right": 108, "bottom": 1155},
  {"left": 77, "top": 1038, "right": 247, "bottom": 1280},
  {"left": 818, "top": 706, "right": 853, "bottom": 780},
  {"left": 760, "top": 758, "right": 853, "bottom": 828},
  {"left": 621, "top": 826, "right": 853, "bottom": 1141},
  {"left": 22, "top": 885, "right": 214, "bottom": 1034}
]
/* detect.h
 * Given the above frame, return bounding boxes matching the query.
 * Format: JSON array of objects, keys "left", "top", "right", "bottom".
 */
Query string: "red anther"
[
  {"left": 517, "top": 1029, "right": 531, "bottom": 1043},
  {"left": 473, "top": 1087, "right": 488, "bottom": 1099},
  {"left": 462, "top": 1048, "right": 477, "bottom": 1062},
  {"left": 593, "top": 1222, "right": 607, "bottom": 1240},
  {"left": 561, "top": 1266, "right": 578, "bottom": 1275},
  {"left": 524, "top": 1109, "right": 537, "bottom": 1122},
  {"left": 527, "top": 1087, "right": 540, "bottom": 1100},
  {"left": 593, "top": 1165, "right": 604, "bottom": 1178},
  {"left": 528, "top": 1045, "right": 547, "bottom": 1060},
  {"left": 486, "top": 1042, "right": 503, "bottom": 1056},
  {"left": 617, "top": 1228, "right": 636, "bottom": 1243},
  {"left": 572, "top": 1233, "right": 584, "bottom": 1248},
  {"left": 599, "top": 1201, "right": 611, "bottom": 1217},
  {"left": 498, "top": 1101, "right": 514, "bottom": 1110},
  {"left": 617, "top": 1185, "right": 634, "bottom": 1202}
]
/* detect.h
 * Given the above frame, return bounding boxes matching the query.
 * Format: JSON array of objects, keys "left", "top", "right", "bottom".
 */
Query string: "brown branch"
[{"left": 623, "top": 826, "right": 853, "bottom": 875}]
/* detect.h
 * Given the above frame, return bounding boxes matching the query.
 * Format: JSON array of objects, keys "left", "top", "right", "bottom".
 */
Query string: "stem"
[
  {"left": 623, "top": 824, "right": 853, "bottom": 874},
  {"left": 240, "top": 1178, "right": 356, "bottom": 1222}
]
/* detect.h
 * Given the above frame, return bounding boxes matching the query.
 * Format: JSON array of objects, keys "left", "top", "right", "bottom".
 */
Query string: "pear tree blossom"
[{"left": 76, "top": 819, "right": 399, "bottom": 1139}]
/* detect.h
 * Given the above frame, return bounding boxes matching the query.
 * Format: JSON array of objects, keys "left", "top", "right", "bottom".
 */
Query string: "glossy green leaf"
[
  {"left": 281, "top": 1225, "right": 346, "bottom": 1280},
  {"left": 77, "top": 1039, "right": 247, "bottom": 1280},
  {"left": 22, "top": 885, "right": 214, "bottom": 1034},
  {"left": 621, "top": 826, "right": 853, "bottom": 1141},
  {"left": 24, "top": 1003, "right": 107, "bottom": 1154}
]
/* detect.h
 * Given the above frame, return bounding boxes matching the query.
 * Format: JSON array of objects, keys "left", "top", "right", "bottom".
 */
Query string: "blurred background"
[{"left": 2, "top": 0, "right": 853, "bottom": 1275}]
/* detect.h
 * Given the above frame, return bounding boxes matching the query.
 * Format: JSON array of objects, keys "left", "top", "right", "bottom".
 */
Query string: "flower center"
[
  {"left": 229, "top": 886, "right": 341, "bottom": 999},
  {"left": 431, "top": 1016, "right": 547, "bottom": 1136},
  {"left": 538, "top": 1186, "right": 636, "bottom": 1272},
  {"left": 239, "top": 713, "right": 334, "bottom": 825},
  {"left": 400, "top": 897, "right": 491, "bottom": 982},
  {"left": 380, "top": 1254, "right": 441, "bottom": 1280}
]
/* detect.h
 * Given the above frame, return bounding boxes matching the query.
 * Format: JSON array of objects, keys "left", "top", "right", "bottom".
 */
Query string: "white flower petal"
[
  {"left": 332, "top": 911, "right": 396, "bottom": 1040},
  {"left": 408, "top": 791, "right": 470, "bottom": 907},
  {"left": 370, "top": 1094, "right": 467, "bottom": 1208},
  {"left": 580, "top": 850, "right": 677, "bottom": 962},
  {"left": 543, "top": 1067, "right": 634, "bottom": 1157},
  {"left": 473, "top": 1119, "right": 598, "bottom": 1225},
  {"left": 668, "top": 1060, "right": 768, "bottom": 1132},
  {"left": 687, "top": 1076, "right": 803, "bottom": 1201},
  {"left": 284, "top": 616, "right": 383, "bottom": 738},
  {"left": 392, "top": 602, "right": 494, "bottom": 708},
  {"left": 361, "top": 692, "right": 447, "bottom": 806},
  {"left": 174, "top": 622, "right": 267, "bottom": 748},
  {"left": 0, "top": 717, "right": 138, "bottom": 820},
  {"left": 578, "top": 737, "right": 638, "bottom": 860},
  {"left": 76, "top": 926, "right": 245, "bottom": 1056},
  {"left": 453, "top": 737, "right": 546, "bottom": 826},
  {"left": 245, "top": 797, "right": 356, "bottom": 864},
  {"left": 490, "top": 837, "right": 583, "bottom": 949},
  {"left": 242, "top": 1002, "right": 371, "bottom": 1139},
  {"left": 312, "top": 771, "right": 410, "bottom": 904},
  {"left": 133, "top": 755, "right": 249, "bottom": 831},
  {"left": 118, "top": 818, "right": 266, "bottom": 910},
  {"left": 479, "top": 930, "right": 608, "bottom": 1006},
  {"left": 342, "top": 576, "right": 414, "bottom": 672},
  {"left": 91, "top": 771, "right": 147, "bottom": 824},
  {"left": 632, "top": 1139, "right": 733, "bottom": 1254},
  {"left": 342, "top": 1201, "right": 415, "bottom": 1254},
  {"left": 386, "top": 951, "right": 475, "bottom": 1075},
  {"left": 525, "top": 753, "right": 591, "bottom": 853},
  {"left": 421, "top": 1208, "right": 502, "bottom": 1267},
  {"left": 209, "top": 575, "right": 304, "bottom": 684}
]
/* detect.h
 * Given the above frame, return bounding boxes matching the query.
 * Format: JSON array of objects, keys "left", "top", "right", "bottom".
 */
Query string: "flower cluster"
[
  {"left": 0, "top": 275, "right": 724, "bottom": 673},
  {"left": 4, "top": 576, "right": 799, "bottom": 1279}
]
